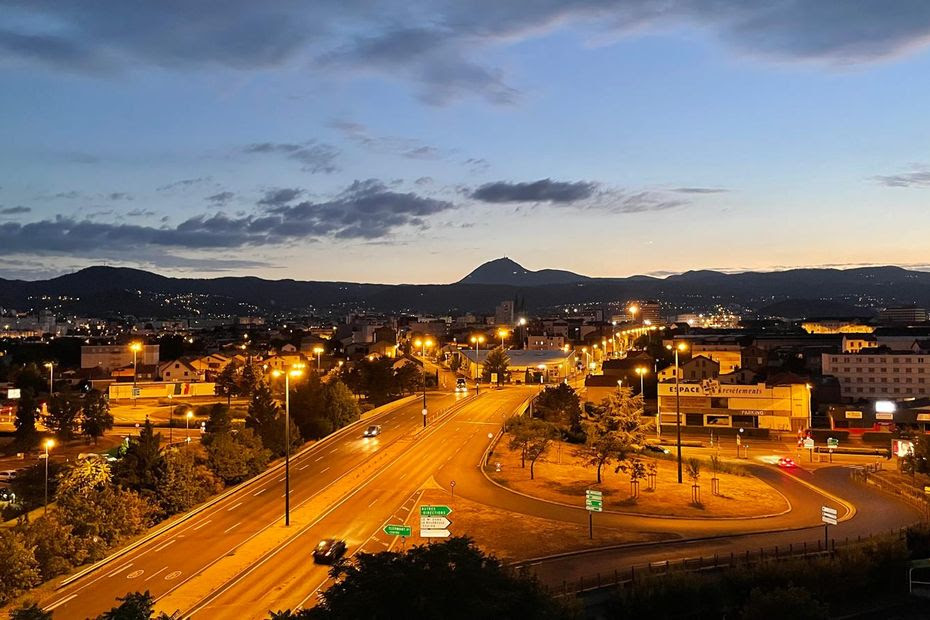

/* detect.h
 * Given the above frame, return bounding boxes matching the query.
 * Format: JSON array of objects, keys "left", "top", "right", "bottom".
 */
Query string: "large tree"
[
  {"left": 13, "top": 388, "right": 40, "bottom": 450},
  {"left": 215, "top": 360, "right": 241, "bottom": 404},
  {"left": 246, "top": 382, "right": 297, "bottom": 456},
  {"left": 324, "top": 381, "right": 361, "bottom": 430},
  {"left": 81, "top": 389, "right": 113, "bottom": 445},
  {"left": 45, "top": 387, "right": 82, "bottom": 440},
  {"left": 525, "top": 420, "right": 558, "bottom": 481},
  {"left": 206, "top": 428, "right": 270, "bottom": 484},
  {"left": 295, "top": 537, "right": 569, "bottom": 619},
  {"left": 113, "top": 420, "right": 163, "bottom": 493},
  {"left": 533, "top": 383, "right": 583, "bottom": 433},
  {"left": 577, "top": 388, "right": 650, "bottom": 483},
  {"left": 155, "top": 446, "right": 224, "bottom": 515},
  {"left": 482, "top": 347, "right": 510, "bottom": 385},
  {"left": 0, "top": 529, "right": 41, "bottom": 607}
]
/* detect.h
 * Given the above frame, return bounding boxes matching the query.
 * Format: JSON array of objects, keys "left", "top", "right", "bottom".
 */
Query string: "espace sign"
[{"left": 661, "top": 383, "right": 766, "bottom": 397}]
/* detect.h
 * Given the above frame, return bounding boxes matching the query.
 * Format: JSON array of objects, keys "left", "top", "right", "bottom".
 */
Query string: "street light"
[
  {"left": 185, "top": 409, "right": 193, "bottom": 442},
  {"left": 43, "top": 438, "right": 54, "bottom": 514},
  {"left": 635, "top": 366, "right": 648, "bottom": 395},
  {"left": 43, "top": 362, "right": 55, "bottom": 395},
  {"left": 313, "top": 346, "right": 324, "bottom": 374},
  {"left": 666, "top": 342, "right": 687, "bottom": 483},
  {"left": 129, "top": 342, "right": 143, "bottom": 407},
  {"left": 497, "top": 329, "right": 509, "bottom": 349},
  {"left": 470, "top": 335, "right": 486, "bottom": 389},
  {"left": 272, "top": 365, "right": 304, "bottom": 526},
  {"left": 629, "top": 304, "right": 639, "bottom": 321}
]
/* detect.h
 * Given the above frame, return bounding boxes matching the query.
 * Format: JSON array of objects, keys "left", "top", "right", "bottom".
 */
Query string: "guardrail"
[
  {"left": 851, "top": 464, "right": 929, "bottom": 517},
  {"left": 537, "top": 526, "right": 916, "bottom": 598}
]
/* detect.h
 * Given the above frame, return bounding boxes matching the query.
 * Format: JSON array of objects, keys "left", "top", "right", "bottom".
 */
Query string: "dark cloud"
[
  {"left": 107, "top": 192, "right": 133, "bottom": 201},
  {"left": 873, "top": 167, "right": 930, "bottom": 188},
  {"left": 257, "top": 188, "right": 303, "bottom": 206},
  {"left": 0, "top": 206, "right": 31, "bottom": 215},
  {"left": 471, "top": 179, "right": 598, "bottom": 204},
  {"left": 671, "top": 187, "right": 729, "bottom": 194},
  {"left": 126, "top": 209, "right": 155, "bottom": 217},
  {"left": 464, "top": 158, "right": 490, "bottom": 173},
  {"left": 243, "top": 141, "right": 339, "bottom": 173},
  {"left": 0, "top": 180, "right": 456, "bottom": 254},
  {"left": 415, "top": 177, "right": 434, "bottom": 186},
  {"left": 156, "top": 177, "right": 211, "bottom": 191},
  {"left": 206, "top": 191, "right": 235, "bottom": 205}
]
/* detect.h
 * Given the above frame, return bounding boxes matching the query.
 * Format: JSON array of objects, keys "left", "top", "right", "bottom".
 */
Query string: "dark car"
[
  {"left": 644, "top": 444, "right": 670, "bottom": 455},
  {"left": 363, "top": 425, "right": 382, "bottom": 438},
  {"left": 312, "top": 538, "right": 347, "bottom": 564}
]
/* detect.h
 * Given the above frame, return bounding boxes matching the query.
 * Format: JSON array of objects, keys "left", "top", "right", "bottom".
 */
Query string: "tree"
[
  {"left": 393, "top": 361, "right": 422, "bottom": 395},
  {"left": 14, "top": 388, "right": 40, "bottom": 450},
  {"left": 740, "top": 586, "right": 828, "bottom": 620},
  {"left": 238, "top": 362, "right": 259, "bottom": 397},
  {"left": 323, "top": 381, "right": 360, "bottom": 430},
  {"left": 113, "top": 420, "right": 163, "bottom": 493},
  {"left": 55, "top": 482, "right": 155, "bottom": 551},
  {"left": 577, "top": 388, "right": 649, "bottom": 483},
  {"left": 155, "top": 446, "right": 224, "bottom": 515},
  {"left": 0, "top": 529, "right": 41, "bottom": 607},
  {"left": 12, "top": 363, "right": 46, "bottom": 397},
  {"left": 204, "top": 403, "right": 232, "bottom": 435},
  {"left": 215, "top": 360, "right": 241, "bottom": 404},
  {"left": 448, "top": 355, "right": 462, "bottom": 373},
  {"left": 10, "top": 602, "right": 52, "bottom": 620},
  {"left": 19, "top": 513, "right": 86, "bottom": 580},
  {"left": 45, "top": 387, "right": 82, "bottom": 440},
  {"left": 82, "top": 389, "right": 114, "bottom": 445},
  {"left": 97, "top": 590, "right": 175, "bottom": 620},
  {"left": 305, "top": 537, "right": 569, "bottom": 619},
  {"left": 246, "top": 382, "right": 298, "bottom": 456},
  {"left": 525, "top": 421, "right": 558, "bottom": 480},
  {"left": 206, "top": 428, "right": 270, "bottom": 484},
  {"left": 482, "top": 347, "right": 510, "bottom": 385},
  {"left": 534, "top": 383, "right": 583, "bottom": 433},
  {"left": 505, "top": 415, "right": 534, "bottom": 468}
]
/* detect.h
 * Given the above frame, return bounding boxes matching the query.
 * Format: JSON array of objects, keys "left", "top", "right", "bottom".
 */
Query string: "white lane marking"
[
  {"left": 144, "top": 566, "right": 168, "bottom": 582},
  {"left": 281, "top": 490, "right": 293, "bottom": 497},
  {"left": 126, "top": 569, "right": 144, "bottom": 579},
  {"left": 299, "top": 464, "right": 310, "bottom": 470},
  {"left": 368, "top": 498, "right": 378, "bottom": 508},
  {"left": 277, "top": 476, "right": 286, "bottom": 482},
  {"left": 223, "top": 522, "right": 241, "bottom": 534},
  {"left": 43, "top": 594, "right": 77, "bottom": 612},
  {"left": 165, "top": 570, "right": 182, "bottom": 581},
  {"left": 152, "top": 539, "right": 176, "bottom": 553},
  {"left": 328, "top": 447, "right": 338, "bottom": 454},
  {"left": 226, "top": 501, "right": 243, "bottom": 512},
  {"left": 320, "top": 466, "right": 330, "bottom": 474},
  {"left": 191, "top": 519, "right": 212, "bottom": 531},
  {"left": 252, "top": 488, "right": 267, "bottom": 496},
  {"left": 106, "top": 562, "right": 133, "bottom": 578},
  {"left": 399, "top": 472, "right": 407, "bottom": 479},
  {"left": 314, "top": 455, "right": 325, "bottom": 462}
]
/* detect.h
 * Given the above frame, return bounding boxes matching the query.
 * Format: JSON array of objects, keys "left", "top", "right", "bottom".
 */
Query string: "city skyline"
[{"left": 4, "top": 2, "right": 930, "bottom": 283}]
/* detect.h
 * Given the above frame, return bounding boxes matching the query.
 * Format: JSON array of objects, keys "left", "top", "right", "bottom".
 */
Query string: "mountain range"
[{"left": 1, "top": 258, "right": 927, "bottom": 318}]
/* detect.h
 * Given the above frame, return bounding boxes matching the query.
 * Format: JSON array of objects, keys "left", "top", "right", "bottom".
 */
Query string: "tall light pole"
[
  {"left": 273, "top": 365, "right": 304, "bottom": 526},
  {"left": 130, "top": 342, "right": 142, "bottom": 407},
  {"left": 470, "top": 335, "right": 486, "bottom": 389},
  {"left": 44, "top": 362, "right": 54, "bottom": 395},
  {"left": 185, "top": 409, "right": 193, "bottom": 442},
  {"left": 43, "top": 438, "right": 54, "bottom": 514},
  {"left": 666, "top": 342, "right": 687, "bottom": 483},
  {"left": 497, "top": 328, "right": 509, "bottom": 349},
  {"left": 635, "top": 366, "right": 648, "bottom": 395},
  {"left": 313, "top": 346, "right": 324, "bottom": 374}
]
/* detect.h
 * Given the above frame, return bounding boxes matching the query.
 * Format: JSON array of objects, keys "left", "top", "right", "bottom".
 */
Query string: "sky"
[{"left": 3, "top": 1, "right": 930, "bottom": 284}]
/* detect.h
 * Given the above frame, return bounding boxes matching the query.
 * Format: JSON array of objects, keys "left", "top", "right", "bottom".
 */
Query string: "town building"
[
  {"left": 822, "top": 350, "right": 930, "bottom": 400},
  {"left": 457, "top": 349, "right": 576, "bottom": 384},
  {"left": 879, "top": 306, "right": 928, "bottom": 325},
  {"left": 81, "top": 344, "right": 159, "bottom": 371},
  {"left": 495, "top": 300, "right": 515, "bottom": 327},
  {"left": 657, "top": 380, "right": 810, "bottom": 431}
]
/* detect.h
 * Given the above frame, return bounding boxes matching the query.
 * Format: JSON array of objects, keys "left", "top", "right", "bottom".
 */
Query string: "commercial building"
[
  {"left": 657, "top": 380, "right": 810, "bottom": 431},
  {"left": 822, "top": 350, "right": 930, "bottom": 400},
  {"left": 457, "top": 349, "right": 575, "bottom": 384},
  {"left": 879, "top": 306, "right": 928, "bottom": 325},
  {"left": 81, "top": 344, "right": 159, "bottom": 371},
  {"left": 494, "top": 300, "right": 515, "bottom": 327}
]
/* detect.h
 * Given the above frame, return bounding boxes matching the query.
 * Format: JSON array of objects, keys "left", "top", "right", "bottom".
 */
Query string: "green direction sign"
[
  {"left": 384, "top": 524, "right": 412, "bottom": 537},
  {"left": 420, "top": 505, "right": 452, "bottom": 517},
  {"left": 827, "top": 438, "right": 839, "bottom": 448}
]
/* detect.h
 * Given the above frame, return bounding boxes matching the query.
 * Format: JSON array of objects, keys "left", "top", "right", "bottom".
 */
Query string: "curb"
[{"left": 57, "top": 394, "right": 419, "bottom": 588}]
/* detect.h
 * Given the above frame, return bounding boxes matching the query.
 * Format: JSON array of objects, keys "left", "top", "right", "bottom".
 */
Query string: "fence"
[
  {"left": 850, "top": 463, "right": 930, "bottom": 515},
  {"left": 536, "top": 526, "right": 916, "bottom": 598}
]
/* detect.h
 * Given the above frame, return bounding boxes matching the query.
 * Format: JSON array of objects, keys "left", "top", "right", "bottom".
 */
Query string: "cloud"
[
  {"left": 243, "top": 140, "right": 339, "bottom": 173},
  {"left": 415, "top": 177, "right": 434, "bottom": 186},
  {"left": 157, "top": 177, "right": 211, "bottom": 191},
  {"left": 206, "top": 191, "right": 235, "bottom": 205},
  {"left": 471, "top": 179, "right": 599, "bottom": 204},
  {"left": 329, "top": 120, "right": 444, "bottom": 160},
  {"left": 107, "top": 192, "right": 133, "bottom": 201},
  {"left": 257, "top": 187, "right": 303, "bottom": 206},
  {"left": 873, "top": 166, "right": 930, "bottom": 187},
  {"left": 0, "top": 206, "right": 31, "bottom": 215},
  {"left": 671, "top": 187, "right": 729, "bottom": 194},
  {"left": 0, "top": 180, "right": 456, "bottom": 255},
  {"left": 126, "top": 209, "right": 155, "bottom": 217}
]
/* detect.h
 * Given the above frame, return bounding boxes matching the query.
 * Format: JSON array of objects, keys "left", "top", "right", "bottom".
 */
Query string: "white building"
[{"left": 822, "top": 350, "right": 930, "bottom": 400}]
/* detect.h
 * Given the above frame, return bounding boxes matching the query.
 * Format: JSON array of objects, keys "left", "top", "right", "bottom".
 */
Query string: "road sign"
[
  {"left": 821, "top": 505, "right": 838, "bottom": 526},
  {"left": 827, "top": 437, "right": 839, "bottom": 449},
  {"left": 383, "top": 524, "right": 412, "bottom": 537},
  {"left": 420, "top": 505, "right": 452, "bottom": 517},
  {"left": 420, "top": 528, "right": 451, "bottom": 538},
  {"left": 586, "top": 489, "right": 603, "bottom": 512},
  {"left": 585, "top": 490, "right": 602, "bottom": 499},
  {"left": 803, "top": 438, "right": 815, "bottom": 449},
  {"left": 420, "top": 516, "right": 451, "bottom": 529},
  {"left": 132, "top": 387, "right": 141, "bottom": 398}
]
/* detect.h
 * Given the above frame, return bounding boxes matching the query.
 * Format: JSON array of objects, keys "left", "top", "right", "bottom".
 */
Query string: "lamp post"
[
  {"left": 497, "top": 329, "right": 509, "bottom": 349},
  {"left": 666, "top": 342, "right": 687, "bottom": 483},
  {"left": 635, "top": 366, "right": 648, "bottom": 395},
  {"left": 313, "top": 346, "right": 324, "bottom": 374},
  {"left": 185, "top": 409, "right": 193, "bottom": 442},
  {"left": 43, "top": 439, "right": 54, "bottom": 514},
  {"left": 44, "top": 362, "right": 54, "bottom": 395},
  {"left": 130, "top": 342, "right": 142, "bottom": 407},
  {"left": 273, "top": 365, "right": 303, "bottom": 526},
  {"left": 470, "top": 335, "right": 486, "bottom": 391}
]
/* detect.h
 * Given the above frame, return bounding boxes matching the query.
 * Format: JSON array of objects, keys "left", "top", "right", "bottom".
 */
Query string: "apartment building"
[{"left": 822, "top": 350, "right": 930, "bottom": 400}]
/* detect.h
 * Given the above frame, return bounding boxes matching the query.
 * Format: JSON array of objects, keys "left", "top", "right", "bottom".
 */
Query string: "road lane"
[{"left": 41, "top": 392, "right": 463, "bottom": 619}]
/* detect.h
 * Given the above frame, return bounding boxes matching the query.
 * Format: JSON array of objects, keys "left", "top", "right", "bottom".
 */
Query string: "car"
[
  {"left": 644, "top": 444, "right": 670, "bottom": 455},
  {"left": 0, "top": 470, "right": 17, "bottom": 482},
  {"left": 363, "top": 425, "right": 382, "bottom": 438},
  {"left": 455, "top": 378, "right": 468, "bottom": 392},
  {"left": 0, "top": 487, "right": 15, "bottom": 503},
  {"left": 312, "top": 538, "right": 347, "bottom": 564},
  {"left": 777, "top": 456, "right": 797, "bottom": 468}
]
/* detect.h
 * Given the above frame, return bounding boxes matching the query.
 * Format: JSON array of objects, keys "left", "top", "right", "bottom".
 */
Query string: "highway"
[
  {"left": 184, "top": 388, "right": 531, "bottom": 618},
  {"left": 40, "top": 392, "right": 465, "bottom": 619}
]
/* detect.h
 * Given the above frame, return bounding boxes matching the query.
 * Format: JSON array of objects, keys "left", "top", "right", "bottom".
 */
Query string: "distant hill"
[
  {"left": 457, "top": 257, "right": 589, "bottom": 285},
  {"left": 1, "top": 261, "right": 929, "bottom": 317}
]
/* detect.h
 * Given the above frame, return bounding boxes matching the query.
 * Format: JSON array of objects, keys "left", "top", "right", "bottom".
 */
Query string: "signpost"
[
  {"left": 420, "top": 505, "right": 452, "bottom": 538},
  {"left": 585, "top": 490, "right": 603, "bottom": 539},
  {"left": 383, "top": 524, "right": 412, "bottom": 537},
  {"left": 822, "top": 505, "right": 838, "bottom": 549},
  {"left": 804, "top": 437, "right": 815, "bottom": 461}
]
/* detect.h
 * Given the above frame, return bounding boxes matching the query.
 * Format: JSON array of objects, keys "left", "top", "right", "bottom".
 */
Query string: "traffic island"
[
  {"left": 488, "top": 441, "right": 789, "bottom": 519},
  {"left": 405, "top": 489, "right": 668, "bottom": 562}
]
